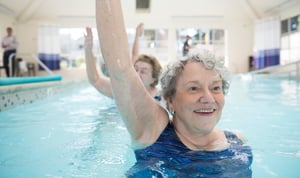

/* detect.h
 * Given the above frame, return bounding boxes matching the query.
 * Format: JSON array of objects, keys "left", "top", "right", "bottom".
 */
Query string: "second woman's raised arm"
[{"left": 84, "top": 27, "right": 113, "bottom": 98}]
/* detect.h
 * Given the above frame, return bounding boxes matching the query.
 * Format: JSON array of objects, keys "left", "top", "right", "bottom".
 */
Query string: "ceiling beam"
[
  {"left": 0, "top": 3, "right": 15, "bottom": 15},
  {"left": 239, "top": 0, "right": 260, "bottom": 20},
  {"left": 16, "top": 0, "right": 44, "bottom": 23},
  {"left": 264, "top": 0, "right": 298, "bottom": 14}
]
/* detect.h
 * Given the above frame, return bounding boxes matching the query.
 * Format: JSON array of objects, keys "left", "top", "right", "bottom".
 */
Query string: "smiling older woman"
[{"left": 95, "top": 0, "right": 253, "bottom": 177}]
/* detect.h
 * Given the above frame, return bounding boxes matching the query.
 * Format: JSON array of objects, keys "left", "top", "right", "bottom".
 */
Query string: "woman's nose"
[{"left": 199, "top": 89, "right": 214, "bottom": 104}]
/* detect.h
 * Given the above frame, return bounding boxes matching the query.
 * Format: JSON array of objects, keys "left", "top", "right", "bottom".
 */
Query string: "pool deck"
[{"left": 0, "top": 68, "right": 87, "bottom": 93}]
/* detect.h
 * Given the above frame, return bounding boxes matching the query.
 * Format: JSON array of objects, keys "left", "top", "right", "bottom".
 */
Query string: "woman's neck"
[{"left": 173, "top": 119, "right": 228, "bottom": 151}]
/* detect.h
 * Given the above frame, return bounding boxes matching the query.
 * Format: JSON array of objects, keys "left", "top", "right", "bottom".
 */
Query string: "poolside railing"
[
  {"left": 249, "top": 60, "right": 300, "bottom": 81},
  {"left": 18, "top": 53, "right": 54, "bottom": 75}
]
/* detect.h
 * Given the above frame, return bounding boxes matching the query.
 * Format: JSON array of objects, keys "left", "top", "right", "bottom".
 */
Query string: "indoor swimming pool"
[{"left": 0, "top": 75, "right": 300, "bottom": 178}]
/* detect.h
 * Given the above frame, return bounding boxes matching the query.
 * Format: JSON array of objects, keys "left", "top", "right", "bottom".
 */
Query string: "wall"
[
  {"left": 121, "top": 0, "right": 254, "bottom": 73},
  {"left": 6, "top": 0, "right": 298, "bottom": 74}
]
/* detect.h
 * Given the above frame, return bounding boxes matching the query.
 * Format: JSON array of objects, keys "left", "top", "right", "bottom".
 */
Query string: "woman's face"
[
  {"left": 134, "top": 61, "right": 155, "bottom": 89},
  {"left": 169, "top": 61, "right": 225, "bottom": 134}
]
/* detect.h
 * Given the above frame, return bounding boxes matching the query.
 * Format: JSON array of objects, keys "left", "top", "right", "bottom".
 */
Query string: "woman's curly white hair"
[{"left": 160, "top": 48, "right": 231, "bottom": 107}]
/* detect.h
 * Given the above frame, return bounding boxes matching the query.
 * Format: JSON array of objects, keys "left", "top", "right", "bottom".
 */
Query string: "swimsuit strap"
[
  {"left": 224, "top": 130, "right": 244, "bottom": 145},
  {"left": 153, "top": 95, "right": 161, "bottom": 101}
]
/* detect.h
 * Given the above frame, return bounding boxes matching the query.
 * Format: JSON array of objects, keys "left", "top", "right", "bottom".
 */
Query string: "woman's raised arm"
[{"left": 95, "top": 0, "right": 168, "bottom": 147}]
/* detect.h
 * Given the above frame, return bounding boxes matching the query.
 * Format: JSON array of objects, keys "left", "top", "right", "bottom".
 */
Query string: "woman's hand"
[
  {"left": 84, "top": 27, "right": 93, "bottom": 50},
  {"left": 136, "top": 23, "right": 144, "bottom": 36}
]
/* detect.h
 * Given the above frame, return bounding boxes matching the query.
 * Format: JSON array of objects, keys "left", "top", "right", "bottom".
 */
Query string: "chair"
[
  {"left": 15, "top": 58, "right": 36, "bottom": 76},
  {"left": 27, "top": 62, "right": 36, "bottom": 76},
  {"left": 15, "top": 58, "right": 26, "bottom": 76}
]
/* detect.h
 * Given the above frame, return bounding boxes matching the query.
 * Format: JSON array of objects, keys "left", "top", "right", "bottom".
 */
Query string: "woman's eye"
[
  {"left": 189, "top": 86, "right": 198, "bottom": 91},
  {"left": 212, "top": 86, "right": 221, "bottom": 92}
]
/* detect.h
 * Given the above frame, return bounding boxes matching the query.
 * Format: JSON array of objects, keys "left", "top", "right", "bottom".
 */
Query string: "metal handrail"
[
  {"left": 17, "top": 53, "right": 54, "bottom": 75},
  {"left": 249, "top": 60, "right": 300, "bottom": 81},
  {"left": 8, "top": 53, "right": 16, "bottom": 77}
]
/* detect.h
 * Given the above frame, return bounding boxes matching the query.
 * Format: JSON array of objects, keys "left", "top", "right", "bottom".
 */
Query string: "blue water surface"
[{"left": 0, "top": 75, "right": 300, "bottom": 177}]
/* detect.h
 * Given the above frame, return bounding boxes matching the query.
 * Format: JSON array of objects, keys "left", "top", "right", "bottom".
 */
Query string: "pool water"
[
  {"left": 0, "top": 75, "right": 300, "bottom": 178},
  {"left": 0, "top": 84, "right": 135, "bottom": 178},
  {"left": 221, "top": 74, "right": 300, "bottom": 178}
]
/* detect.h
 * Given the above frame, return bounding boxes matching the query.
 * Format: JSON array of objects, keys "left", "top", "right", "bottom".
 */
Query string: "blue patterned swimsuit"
[{"left": 126, "top": 123, "right": 253, "bottom": 178}]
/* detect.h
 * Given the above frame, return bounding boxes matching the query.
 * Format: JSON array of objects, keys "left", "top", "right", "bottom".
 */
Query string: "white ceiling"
[{"left": 0, "top": 0, "right": 299, "bottom": 23}]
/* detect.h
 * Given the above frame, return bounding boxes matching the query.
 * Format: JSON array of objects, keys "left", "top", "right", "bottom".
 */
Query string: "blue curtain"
[
  {"left": 38, "top": 25, "right": 60, "bottom": 70},
  {"left": 253, "top": 17, "right": 280, "bottom": 69}
]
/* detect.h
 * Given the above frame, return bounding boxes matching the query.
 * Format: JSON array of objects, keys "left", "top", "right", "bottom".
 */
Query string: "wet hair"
[
  {"left": 135, "top": 54, "right": 162, "bottom": 88},
  {"left": 160, "top": 49, "right": 230, "bottom": 106}
]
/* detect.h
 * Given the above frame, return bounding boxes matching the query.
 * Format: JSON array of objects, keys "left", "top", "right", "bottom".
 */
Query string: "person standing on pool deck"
[
  {"left": 182, "top": 35, "right": 192, "bottom": 56},
  {"left": 95, "top": 0, "right": 253, "bottom": 177},
  {"left": 1, "top": 27, "right": 18, "bottom": 77},
  {"left": 84, "top": 24, "right": 164, "bottom": 104}
]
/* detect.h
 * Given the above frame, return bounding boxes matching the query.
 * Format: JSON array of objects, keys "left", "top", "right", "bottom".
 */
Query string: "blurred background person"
[
  {"left": 182, "top": 35, "right": 192, "bottom": 56},
  {"left": 1, "top": 27, "right": 18, "bottom": 77}
]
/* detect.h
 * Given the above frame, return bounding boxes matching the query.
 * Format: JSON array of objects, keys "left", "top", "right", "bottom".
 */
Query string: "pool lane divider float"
[{"left": 0, "top": 75, "right": 62, "bottom": 86}]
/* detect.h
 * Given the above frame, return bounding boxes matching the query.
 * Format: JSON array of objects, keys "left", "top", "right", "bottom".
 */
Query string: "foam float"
[{"left": 0, "top": 75, "right": 62, "bottom": 86}]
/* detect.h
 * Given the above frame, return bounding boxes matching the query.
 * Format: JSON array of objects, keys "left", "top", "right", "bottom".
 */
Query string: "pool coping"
[{"left": 0, "top": 79, "right": 88, "bottom": 112}]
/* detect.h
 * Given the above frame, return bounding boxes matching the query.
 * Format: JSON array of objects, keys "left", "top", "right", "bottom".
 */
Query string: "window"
[
  {"left": 176, "top": 28, "right": 225, "bottom": 58},
  {"left": 280, "top": 14, "right": 300, "bottom": 64},
  {"left": 127, "top": 27, "right": 168, "bottom": 65},
  {"left": 281, "top": 19, "right": 289, "bottom": 34},
  {"left": 136, "top": 0, "right": 151, "bottom": 13},
  {"left": 59, "top": 27, "right": 168, "bottom": 68},
  {"left": 59, "top": 28, "right": 99, "bottom": 69},
  {"left": 290, "top": 15, "right": 299, "bottom": 32}
]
